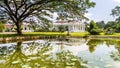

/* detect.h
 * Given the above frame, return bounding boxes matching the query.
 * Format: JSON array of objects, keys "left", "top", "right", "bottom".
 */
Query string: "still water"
[{"left": 0, "top": 38, "right": 120, "bottom": 68}]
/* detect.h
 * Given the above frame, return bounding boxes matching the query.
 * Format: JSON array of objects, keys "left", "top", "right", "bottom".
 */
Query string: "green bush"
[
  {"left": 58, "top": 25, "right": 66, "bottom": 32},
  {"left": 52, "top": 28, "right": 57, "bottom": 32},
  {"left": 88, "top": 20, "right": 101, "bottom": 35},
  {"left": 89, "top": 28, "right": 101, "bottom": 35},
  {"left": 105, "top": 27, "right": 114, "bottom": 35},
  {"left": 51, "top": 25, "right": 66, "bottom": 32},
  {"left": 5, "top": 28, "right": 11, "bottom": 32}
]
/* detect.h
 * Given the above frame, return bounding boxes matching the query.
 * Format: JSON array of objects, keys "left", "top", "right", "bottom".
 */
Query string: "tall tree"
[
  {"left": 89, "top": 20, "right": 97, "bottom": 30},
  {"left": 110, "top": 6, "right": 120, "bottom": 33},
  {"left": 104, "top": 21, "right": 116, "bottom": 29},
  {"left": 88, "top": 20, "right": 101, "bottom": 35},
  {"left": 0, "top": 0, "right": 95, "bottom": 35},
  {"left": 96, "top": 21, "right": 105, "bottom": 29},
  {"left": 111, "top": 6, "right": 120, "bottom": 18},
  {"left": 111, "top": 6, "right": 120, "bottom": 24}
]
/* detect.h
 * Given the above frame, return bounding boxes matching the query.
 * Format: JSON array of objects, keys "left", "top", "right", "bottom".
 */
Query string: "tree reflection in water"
[
  {"left": 87, "top": 39, "right": 104, "bottom": 53},
  {"left": 105, "top": 40, "right": 120, "bottom": 61},
  {"left": 0, "top": 41, "right": 87, "bottom": 68},
  {"left": 5, "top": 42, "right": 27, "bottom": 68},
  {"left": 87, "top": 39, "right": 120, "bottom": 62}
]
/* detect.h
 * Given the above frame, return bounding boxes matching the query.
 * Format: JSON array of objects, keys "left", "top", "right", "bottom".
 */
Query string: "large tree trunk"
[
  {"left": 16, "top": 22, "right": 22, "bottom": 36},
  {"left": 17, "top": 28, "right": 22, "bottom": 36}
]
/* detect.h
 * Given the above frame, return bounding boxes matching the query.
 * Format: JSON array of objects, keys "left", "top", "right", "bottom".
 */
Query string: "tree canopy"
[
  {"left": 111, "top": 6, "right": 120, "bottom": 24},
  {"left": 96, "top": 21, "right": 105, "bottom": 29},
  {"left": 111, "top": 6, "right": 120, "bottom": 18},
  {"left": 88, "top": 20, "right": 101, "bottom": 35},
  {"left": 0, "top": 0, "right": 95, "bottom": 35},
  {"left": 110, "top": 6, "right": 120, "bottom": 33}
]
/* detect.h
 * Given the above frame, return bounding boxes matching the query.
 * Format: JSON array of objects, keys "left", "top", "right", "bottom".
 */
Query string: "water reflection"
[
  {"left": 0, "top": 38, "right": 120, "bottom": 68},
  {"left": 0, "top": 40, "right": 88, "bottom": 68},
  {"left": 87, "top": 39, "right": 104, "bottom": 53},
  {"left": 5, "top": 42, "right": 27, "bottom": 68}
]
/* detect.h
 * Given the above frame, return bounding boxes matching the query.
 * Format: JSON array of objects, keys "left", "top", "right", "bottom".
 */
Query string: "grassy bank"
[
  {"left": 0, "top": 32, "right": 88, "bottom": 42},
  {"left": 0, "top": 32, "right": 88, "bottom": 38},
  {"left": 0, "top": 32, "right": 120, "bottom": 38},
  {"left": 89, "top": 33, "right": 120, "bottom": 36}
]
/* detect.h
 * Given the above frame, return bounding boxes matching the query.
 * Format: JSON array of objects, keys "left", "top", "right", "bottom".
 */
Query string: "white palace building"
[
  {"left": 53, "top": 20, "right": 85, "bottom": 32},
  {"left": 4, "top": 20, "right": 85, "bottom": 32}
]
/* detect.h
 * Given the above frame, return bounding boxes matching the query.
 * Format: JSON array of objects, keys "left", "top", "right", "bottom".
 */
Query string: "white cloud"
[{"left": 114, "top": 0, "right": 120, "bottom": 3}]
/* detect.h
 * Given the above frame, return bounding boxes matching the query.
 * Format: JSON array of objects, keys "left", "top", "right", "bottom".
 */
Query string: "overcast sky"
[{"left": 85, "top": 0, "right": 120, "bottom": 23}]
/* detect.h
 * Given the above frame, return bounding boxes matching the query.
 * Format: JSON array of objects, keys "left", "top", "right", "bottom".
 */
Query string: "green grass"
[
  {"left": 70, "top": 32, "right": 89, "bottom": 36},
  {"left": 23, "top": 32, "right": 61, "bottom": 34},
  {"left": 0, "top": 34, "right": 17, "bottom": 38},
  {"left": 0, "top": 32, "right": 88, "bottom": 38},
  {"left": 0, "top": 32, "right": 120, "bottom": 38},
  {"left": 110, "top": 33, "right": 120, "bottom": 36},
  {"left": 89, "top": 32, "right": 120, "bottom": 36},
  {"left": 23, "top": 32, "right": 66, "bottom": 36},
  {"left": 23, "top": 32, "right": 88, "bottom": 36}
]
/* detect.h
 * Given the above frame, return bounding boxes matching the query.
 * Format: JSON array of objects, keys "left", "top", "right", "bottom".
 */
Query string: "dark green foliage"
[
  {"left": 104, "top": 21, "right": 116, "bottom": 29},
  {"left": 90, "top": 28, "right": 101, "bottom": 35},
  {"left": 115, "top": 17, "right": 120, "bottom": 23},
  {"left": 89, "top": 20, "right": 96, "bottom": 29},
  {"left": 88, "top": 20, "right": 101, "bottom": 35},
  {"left": 105, "top": 27, "right": 114, "bottom": 35},
  {"left": 58, "top": 25, "right": 66, "bottom": 32},
  {"left": 51, "top": 25, "right": 66, "bottom": 32},
  {"left": 105, "top": 21, "right": 120, "bottom": 33},
  {"left": 115, "top": 23, "right": 120, "bottom": 32},
  {"left": 51, "top": 28, "right": 57, "bottom": 32},
  {"left": 35, "top": 27, "right": 50, "bottom": 32},
  {"left": 110, "top": 6, "right": 120, "bottom": 33},
  {"left": 96, "top": 21, "right": 105, "bottom": 29},
  {"left": 5, "top": 28, "right": 11, "bottom": 32},
  {"left": 87, "top": 39, "right": 104, "bottom": 53},
  {"left": 111, "top": 6, "right": 120, "bottom": 17}
]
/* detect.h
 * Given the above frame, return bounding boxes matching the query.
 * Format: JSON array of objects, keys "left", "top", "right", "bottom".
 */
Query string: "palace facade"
[{"left": 53, "top": 20, "right": 85, "bottom": 32}]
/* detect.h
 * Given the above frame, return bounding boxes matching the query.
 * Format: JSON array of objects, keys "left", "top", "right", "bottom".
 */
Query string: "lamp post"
[
  {"left": 66, "top": 25, "right": 70, "bottom": 36},
  {"left": 67, "top": 20, "right": 72, "bottom": 36}
]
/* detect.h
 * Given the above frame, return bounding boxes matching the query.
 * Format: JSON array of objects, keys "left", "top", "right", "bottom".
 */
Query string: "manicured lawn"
[
  {"left": 88, "top": 33, "right": 120, "bottom": 38},
  {"left": 70, "top": 32, "right": 89, "bottom": 36},
  {"left": 23, "top": 32, "right": 66, "bottom": 35},
  {"left": 23, "top": 32, "right": 89, "bottom": 36},
  {"left": 0, "top": 32, "right": 120, "bottom": 38},
  {"left": 98, "top": 33, "right": 120, "bottom": 36},
  {"left": 111, "top": 33, "right": 120, "bottom": 36},
  {"left": 23, "top": 32, "right": 66, "bottom": 36},
  {"left": 0, "top": 32, "right": 89, "bottom": 37}
]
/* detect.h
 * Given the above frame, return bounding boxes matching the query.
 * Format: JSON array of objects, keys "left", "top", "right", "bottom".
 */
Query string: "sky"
[{"left": 85, "top": 0, "right": 120, "bottom": 23}]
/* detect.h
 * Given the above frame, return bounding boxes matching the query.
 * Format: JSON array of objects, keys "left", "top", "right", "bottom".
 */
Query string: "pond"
[{"left": 0, "top": 38, "right": 120, "bottom": 68}]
